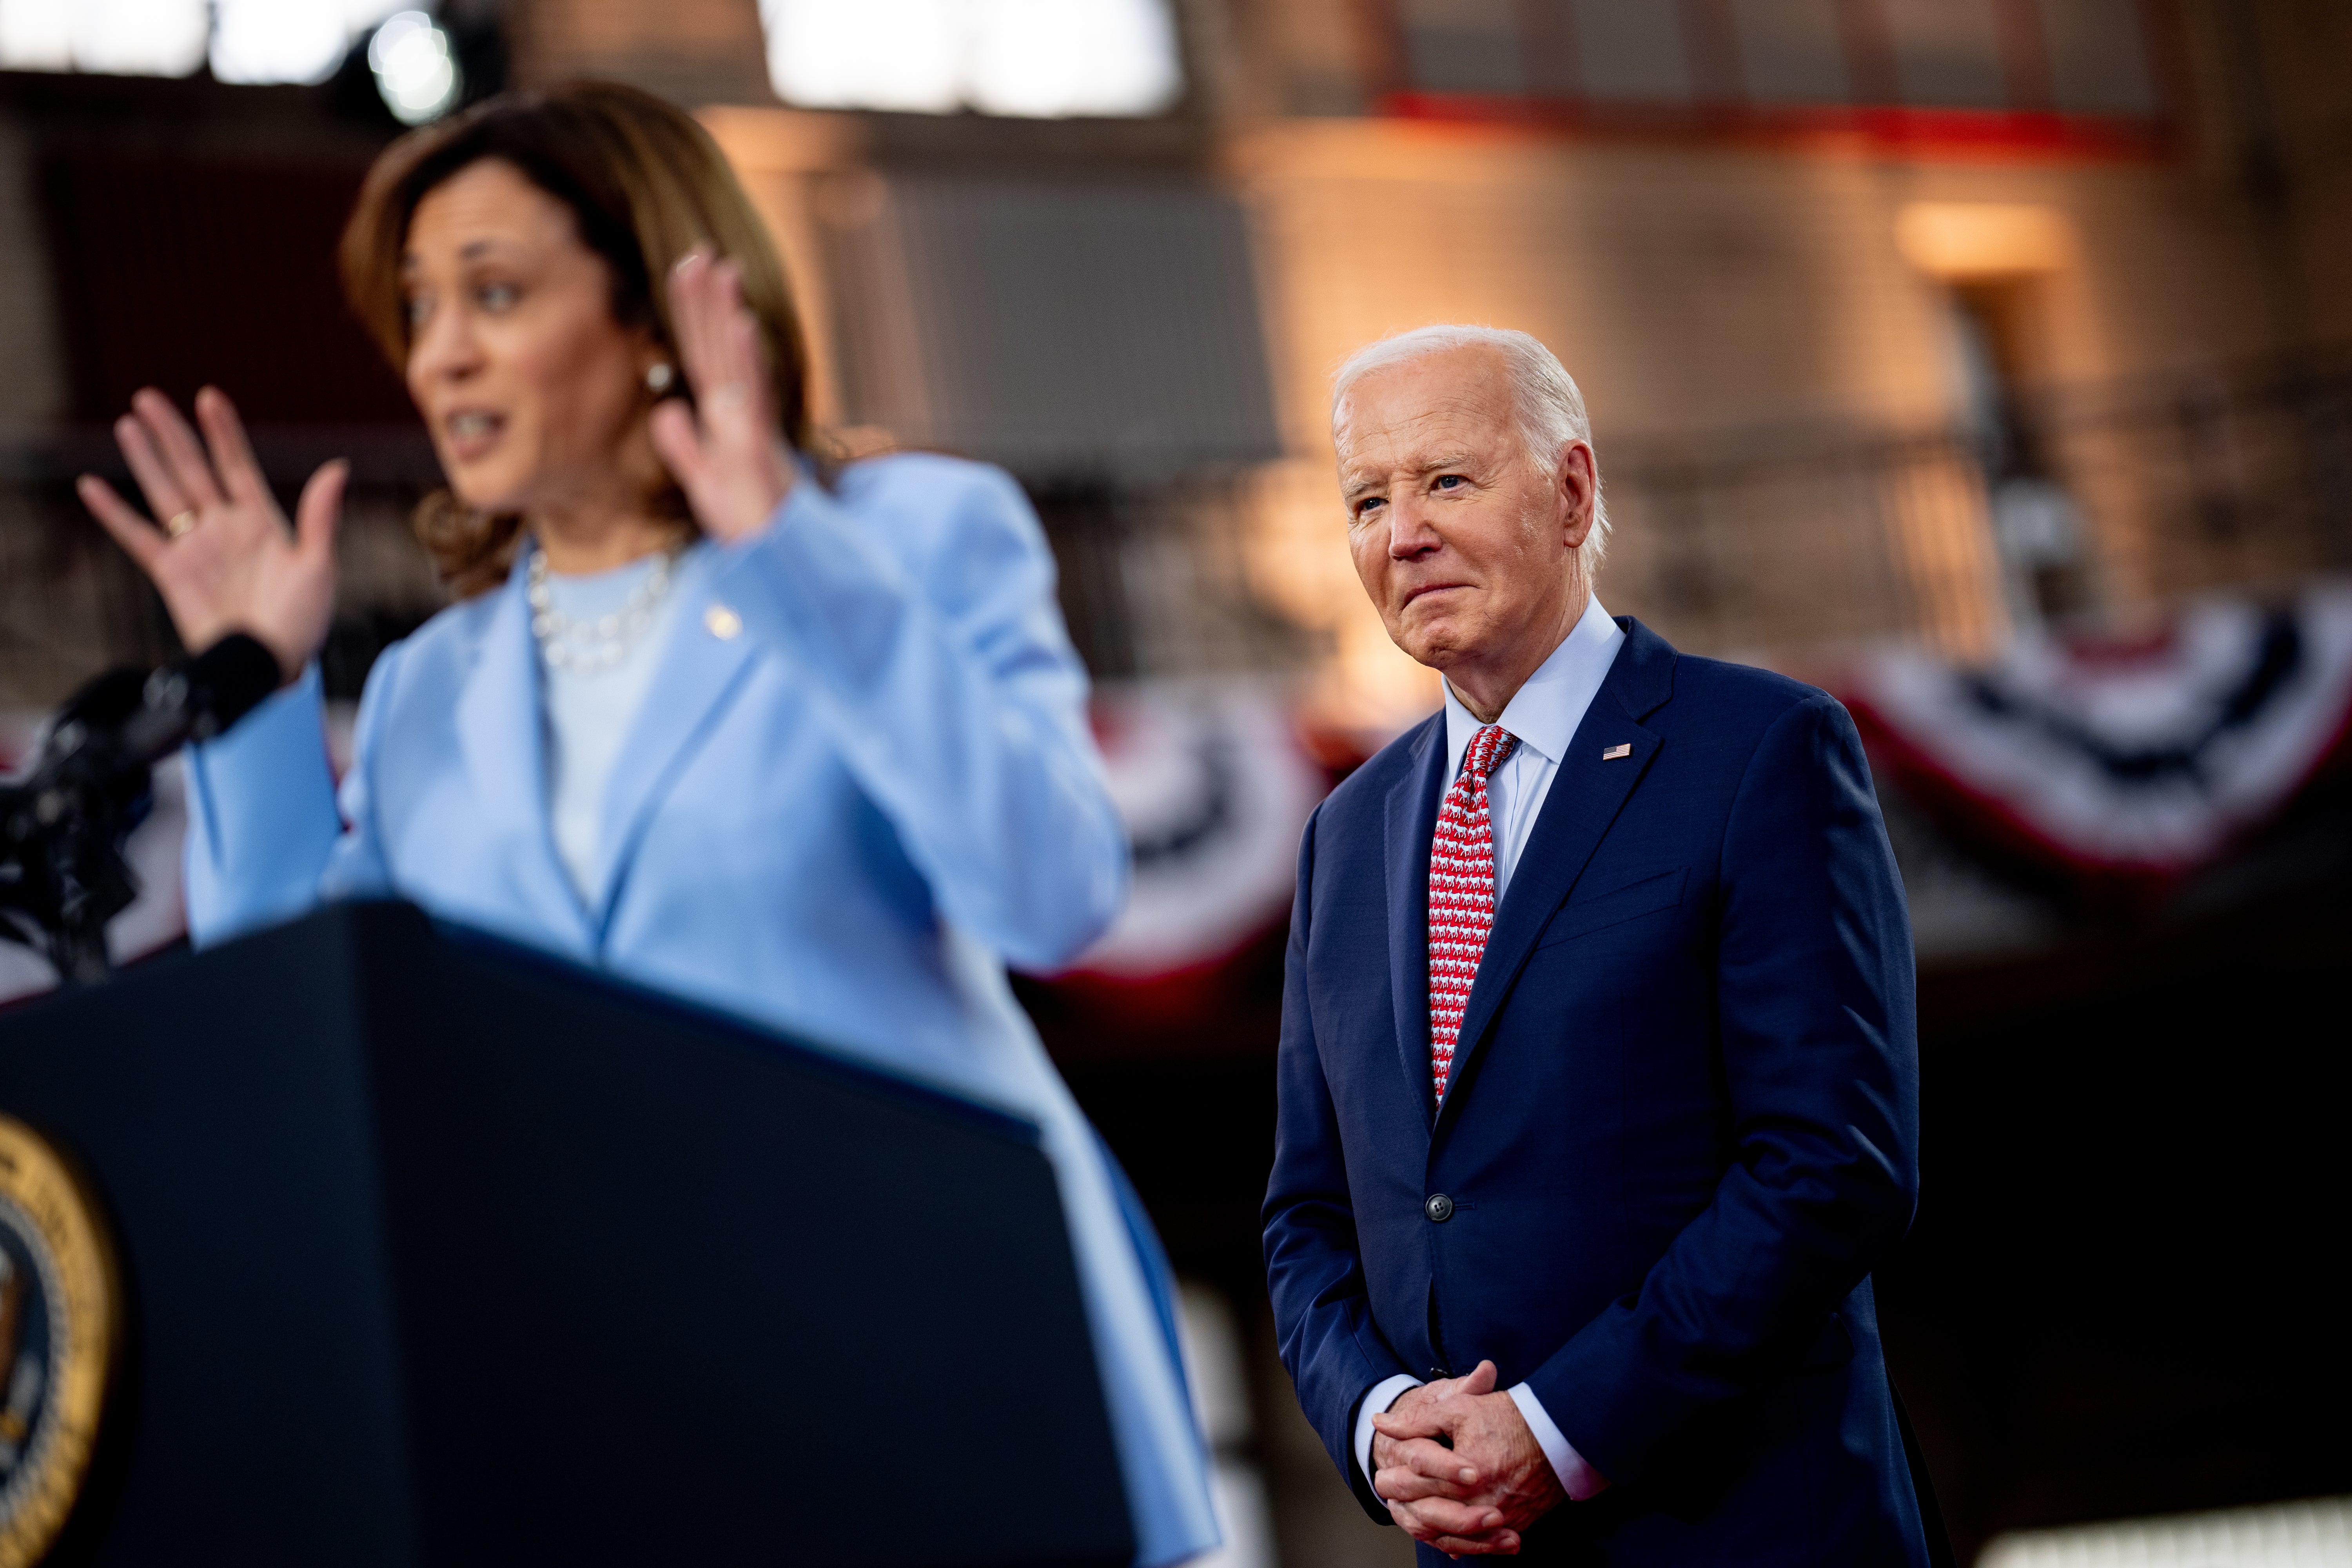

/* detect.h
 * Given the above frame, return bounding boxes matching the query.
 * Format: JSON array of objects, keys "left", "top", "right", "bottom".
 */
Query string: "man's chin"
[{"left": 1391, "top": 619, "right": 1471, "bottom": 672}]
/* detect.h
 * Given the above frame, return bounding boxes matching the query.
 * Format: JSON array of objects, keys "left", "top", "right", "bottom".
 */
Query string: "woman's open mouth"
[{"left": 441, "top": 409, "right": 507, "bottom": 462}]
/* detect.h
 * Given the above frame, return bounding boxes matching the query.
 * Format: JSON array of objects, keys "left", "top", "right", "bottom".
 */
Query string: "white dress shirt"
[{"left": 1354, "top": 592, "right": 1625, "bottom": 1506}]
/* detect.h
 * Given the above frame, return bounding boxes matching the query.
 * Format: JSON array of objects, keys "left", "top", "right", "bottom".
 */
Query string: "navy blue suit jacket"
[{"left": 1263, "top": 620, "right": 1929, "bottom": 1566}]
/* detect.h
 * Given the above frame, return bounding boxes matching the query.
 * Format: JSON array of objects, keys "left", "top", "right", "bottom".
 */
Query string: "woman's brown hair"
[{"left": 340, "top": 81, "right": 811, "bottom": 597}]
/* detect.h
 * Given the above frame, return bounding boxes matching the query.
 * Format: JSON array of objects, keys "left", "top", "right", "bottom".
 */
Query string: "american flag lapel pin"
[{"left": 1602, "top": 743, "right": 1632, "bottom": 760}]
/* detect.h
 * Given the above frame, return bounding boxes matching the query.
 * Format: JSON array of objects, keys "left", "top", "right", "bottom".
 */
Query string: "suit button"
[{"left": 1424, "top": 1193, "right": 1455, "bottom": 1223}]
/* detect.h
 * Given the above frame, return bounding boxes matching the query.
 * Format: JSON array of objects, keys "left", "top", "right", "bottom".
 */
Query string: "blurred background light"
[
  {"left": 71, "top": 0, "right": 207, "bottom": 76},
  {"left": 964, "top": 0, "right": 1182, "bottom": 117},
  {"left": 0, "top": 0, "right": 425, "bottom": 82},
  {"left": 1896, "top": 202, "right": 2078, "bottom": 279},
  {"left": 759, "top": 0, "right": 1182, "bottom": 118},
  {"left": 0, "top": 0, "right": 209, "bottom": 76},
  {"left": 211, "top": 0, "right": 347, "bottom": 83},
  {"left": 368, "top": 10, "right": 461, "bottom": 125},
  {"left": 762, "top": 0, "right": 964, "bottom": 113},
  {"left": 0, "top": 0, "right": 75, "bottom": 70},
  {"left": 212, "top": 0, "right": 412, "bottom": 85},
  {"left": 1978, "top": 1494, "right": 2352, "bottom": 1568}
]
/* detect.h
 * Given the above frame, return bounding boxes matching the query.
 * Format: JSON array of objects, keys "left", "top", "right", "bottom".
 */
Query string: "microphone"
[{"left": 0, "top": 633, "right": 285, "bottom": 985}]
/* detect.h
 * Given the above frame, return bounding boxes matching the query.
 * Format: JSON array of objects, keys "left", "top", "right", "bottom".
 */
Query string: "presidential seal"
[{"left": 0, "top": 1116, "right": 119, "bottom": 1568}]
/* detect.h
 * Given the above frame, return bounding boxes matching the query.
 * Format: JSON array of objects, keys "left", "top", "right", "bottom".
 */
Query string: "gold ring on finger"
[{"left": 165, "top": 510, "right": 198, "bottom": 539}]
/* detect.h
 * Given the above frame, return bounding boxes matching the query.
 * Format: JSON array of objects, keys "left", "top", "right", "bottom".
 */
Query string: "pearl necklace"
[{"left": 526, "top": 545, "right": 680, "bottom": 671}]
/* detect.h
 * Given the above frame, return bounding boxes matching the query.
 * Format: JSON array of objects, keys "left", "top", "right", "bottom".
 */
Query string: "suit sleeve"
[
  {"left": 1262, "top": 802, "right": 1416, "bottom": 1524},
  {"left": 181, "top": 649, "right": 398, "bottom": 946},
  {"left": 713, "top": 462, "right": 1127, "bottom": 973},
  {"left": 1523, "top": 693, "right": 1920, "bottom": 1486}
]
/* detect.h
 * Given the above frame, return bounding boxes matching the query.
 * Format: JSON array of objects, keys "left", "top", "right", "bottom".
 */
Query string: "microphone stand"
[{"left": 0, "top": 635, "right": 283, "bottom": 986}]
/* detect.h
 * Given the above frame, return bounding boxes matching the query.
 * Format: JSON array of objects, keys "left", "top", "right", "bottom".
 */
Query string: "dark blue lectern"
[{"left": 0, "top": 901, "right": 1132, "bottom": 1566}]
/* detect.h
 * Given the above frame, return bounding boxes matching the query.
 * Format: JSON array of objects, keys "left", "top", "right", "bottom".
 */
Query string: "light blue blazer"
[{"left": 182, "top": 453, "right": 1218, "bottom": 1566}]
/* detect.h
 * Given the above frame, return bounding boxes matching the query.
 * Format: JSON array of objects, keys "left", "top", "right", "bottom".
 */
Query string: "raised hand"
[
  {"left": 648, "top": 250, "right": 795, "bottom": 544},
  {"left": 78, "top": 387, "right": 344, "bottom": 684},
  {"left": 1372, "top": 1359, "right": 1568, "bottom": 1556}
]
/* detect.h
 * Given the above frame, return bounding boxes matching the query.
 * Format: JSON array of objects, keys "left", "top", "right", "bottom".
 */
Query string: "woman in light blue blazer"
[{"left": 77, "top": 83, "right": 1216, "bottom": 1566}]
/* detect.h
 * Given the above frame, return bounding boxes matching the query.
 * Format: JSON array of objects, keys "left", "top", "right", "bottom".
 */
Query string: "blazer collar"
[
  {"left": 1434, "top": 617, "right": 1679, "bottom": 1130},
  {"left": 589, "top": 544, "right": 759, "bottom": 935},
  {"left": 1598, "top": 614, "right": 1676, "bottom": 721},
  {"left": 454, "top": 552, "right": 594, "bottom": 953},
  {"left": 1383, "top": 713, "right": 1449, "bottom": 1132}
]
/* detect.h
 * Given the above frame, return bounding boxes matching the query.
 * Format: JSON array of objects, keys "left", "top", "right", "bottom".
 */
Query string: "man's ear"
[{"left": 1558, "top": 443, "right": 1598, "bottom": 550}]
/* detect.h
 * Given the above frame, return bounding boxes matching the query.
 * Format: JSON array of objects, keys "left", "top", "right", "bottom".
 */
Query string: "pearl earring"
[{"left": 646, "top": 362, "right": 675, "bottom": 394}]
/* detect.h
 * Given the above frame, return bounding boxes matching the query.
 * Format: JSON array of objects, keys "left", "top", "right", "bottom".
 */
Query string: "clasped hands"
[{"left": 1372, "top": 1360, "right": 1565, "bottom": 1557}]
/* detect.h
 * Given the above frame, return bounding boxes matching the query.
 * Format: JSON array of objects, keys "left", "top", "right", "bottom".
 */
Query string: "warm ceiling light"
[{"left": 1896, "top": 203, "right": 2076, "bottom": 278}]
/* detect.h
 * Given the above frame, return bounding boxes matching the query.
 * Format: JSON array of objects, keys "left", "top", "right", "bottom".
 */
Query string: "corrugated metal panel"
[{"left": 817, "top": 174, "right": 1281, "bottom": 481}]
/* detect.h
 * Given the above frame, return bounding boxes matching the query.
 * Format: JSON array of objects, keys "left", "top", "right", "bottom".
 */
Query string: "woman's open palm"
[
  {"left": 648, "top": 252, "right": 795, "bottom": 544},
  {"left": 79, "top": 387, "right": 344, "bottom": 682}
]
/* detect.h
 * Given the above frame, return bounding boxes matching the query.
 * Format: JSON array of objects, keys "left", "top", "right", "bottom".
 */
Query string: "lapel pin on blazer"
[{"left": 1602, "top": 742, "right": 1632, "bottom": 760}]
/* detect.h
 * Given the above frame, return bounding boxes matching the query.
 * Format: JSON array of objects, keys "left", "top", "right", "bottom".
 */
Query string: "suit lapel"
[
  {"left": 455, "top": 559, "right": 594, "bottom": 952},
  {"left": 590, "top": 554, "right": 759, "bottom": 936},
  {"left": 1435, "top": 620, "right": 1679, "bottom": 1129},
  {"left": 1383, "top": 715, "right": 1449, "bottom": 1130}
]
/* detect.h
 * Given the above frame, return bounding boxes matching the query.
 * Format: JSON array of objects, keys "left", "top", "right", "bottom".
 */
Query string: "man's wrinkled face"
[{"left": 1335, "top": 345, "right": 1591, "bottom": 677}]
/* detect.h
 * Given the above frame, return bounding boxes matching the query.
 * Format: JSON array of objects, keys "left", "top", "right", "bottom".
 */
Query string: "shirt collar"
[{"left": 1444, "top": 594, "right": 1627, "bottom": 780}]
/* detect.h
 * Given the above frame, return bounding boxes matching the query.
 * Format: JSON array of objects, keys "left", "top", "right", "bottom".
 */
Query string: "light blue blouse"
[
  {"left": 533, "top": 544, "right": 700, "bottom": 904},
  {"left": 181, "top": 454, "right": 1218, "bottom": 1566}
]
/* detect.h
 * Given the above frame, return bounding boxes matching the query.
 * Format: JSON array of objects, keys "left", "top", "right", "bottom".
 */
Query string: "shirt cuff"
[
  {"left": 1506, "top": 1383, "right": 1610, "bottom": 1501},
  {"left": 1353, "top": 1373, "right": 1426, "bottom": 1499}
]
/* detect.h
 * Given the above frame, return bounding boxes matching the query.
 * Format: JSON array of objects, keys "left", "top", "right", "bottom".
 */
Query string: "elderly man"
[{"left": 1262, "top": 326, "right": 1933, "bottom": 1564}]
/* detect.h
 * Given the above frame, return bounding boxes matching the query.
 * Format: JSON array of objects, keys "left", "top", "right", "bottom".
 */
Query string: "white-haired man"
[{"left": 1262, "top": 327, "right": 1935, "bottom": 1564}]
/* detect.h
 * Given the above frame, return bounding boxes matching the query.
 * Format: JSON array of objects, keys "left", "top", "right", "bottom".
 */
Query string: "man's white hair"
[{"left": 1330, "top": 324, "right": 1610, "bottom": 565}]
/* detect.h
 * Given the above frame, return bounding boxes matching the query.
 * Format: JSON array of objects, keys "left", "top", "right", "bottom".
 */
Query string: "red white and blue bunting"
[
  {"left": 1840, "top": 584, "right": 2352, "bottom": 887},
  {"left": 12, "top": 586, "right": 2347, "bottom": 1006},
  {"left": 1067, "top": 681, "right": 1329, "bottom": 984}
]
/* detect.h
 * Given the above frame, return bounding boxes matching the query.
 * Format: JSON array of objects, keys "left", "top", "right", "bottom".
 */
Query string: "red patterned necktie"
[{"left": 1428, "top": 722, "right": 1516, "bottom": 1104}]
